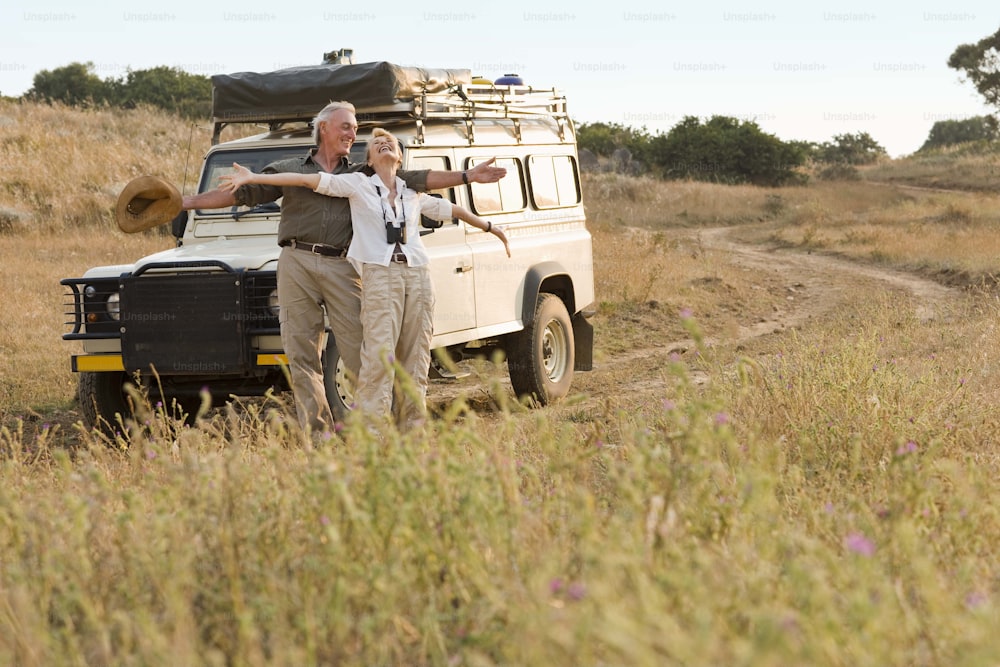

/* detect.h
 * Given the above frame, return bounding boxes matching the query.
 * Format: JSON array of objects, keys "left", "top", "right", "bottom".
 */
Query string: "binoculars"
[{"left": 386, "top": 221, "right": 407, "bottom": 245}]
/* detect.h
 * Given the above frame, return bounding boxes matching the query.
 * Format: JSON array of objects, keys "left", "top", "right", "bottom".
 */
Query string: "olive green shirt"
[{"left": 233, "top": 149, "right": 429, "bottom": 248}]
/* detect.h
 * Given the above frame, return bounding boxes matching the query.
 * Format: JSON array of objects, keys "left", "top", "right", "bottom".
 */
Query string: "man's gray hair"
[{"left": 312, "top": 101, "right": 357, "bottom": 145}]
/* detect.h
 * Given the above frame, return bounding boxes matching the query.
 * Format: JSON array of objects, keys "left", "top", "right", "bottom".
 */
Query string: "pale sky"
[{"left": 2, "top": 0, "right": 998, "bottom": 157}]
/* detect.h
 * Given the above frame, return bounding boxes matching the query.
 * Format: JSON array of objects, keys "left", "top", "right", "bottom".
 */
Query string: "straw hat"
[{"left": 115, "top": 176, "right": 182, "bottom": 233}]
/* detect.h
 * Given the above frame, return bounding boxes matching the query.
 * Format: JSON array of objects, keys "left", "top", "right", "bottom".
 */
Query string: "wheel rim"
[
  {"left": 541, "top": 319, "right": 568, "bottom": 383},
  {"left": 334, "top": 357, "right": 355, "bottom": 408}
]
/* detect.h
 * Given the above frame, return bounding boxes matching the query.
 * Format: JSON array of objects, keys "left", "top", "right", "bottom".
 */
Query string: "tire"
[
  {"left": 507, "top": 293, "right": 575, "bottom": 405},
  {"left": 78, "top": 371, "right": 132, "bottom": 432},
  {"left": 323, "top": 337, "right": 355, "bottom": 421},
  {"left": 78, "top": 372, "right": 205, "bottom": 433}
]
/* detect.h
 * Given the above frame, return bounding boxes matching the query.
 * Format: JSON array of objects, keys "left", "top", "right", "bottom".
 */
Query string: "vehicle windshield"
[{"left": 198, "top": 143, "right": 368, "bottom": 214}]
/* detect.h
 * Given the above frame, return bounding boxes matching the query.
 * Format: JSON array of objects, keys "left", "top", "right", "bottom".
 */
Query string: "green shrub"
[{"left": 647, "top": 116, "right": 807, "bottom": 187}]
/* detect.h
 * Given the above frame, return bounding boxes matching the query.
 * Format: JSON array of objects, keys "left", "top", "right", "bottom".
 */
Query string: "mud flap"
[{"left": 572, "top": 313, "right": 593, "bottom": 371}]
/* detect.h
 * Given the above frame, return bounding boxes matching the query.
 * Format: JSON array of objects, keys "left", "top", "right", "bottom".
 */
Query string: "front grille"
[{"left": 119, "top": 271, "right": 247, "bottom": 375}]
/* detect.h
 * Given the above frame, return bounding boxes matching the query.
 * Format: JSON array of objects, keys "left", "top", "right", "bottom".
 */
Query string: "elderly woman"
[{"left": 221, "top": 127, "right": 510, "bottom": 430}]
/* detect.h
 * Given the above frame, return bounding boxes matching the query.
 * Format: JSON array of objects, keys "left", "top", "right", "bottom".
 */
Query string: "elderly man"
[{"left": 182, "top": 100, "right": 506, "bottom": 438}]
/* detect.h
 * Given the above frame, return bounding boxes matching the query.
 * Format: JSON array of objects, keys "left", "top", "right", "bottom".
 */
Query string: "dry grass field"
[{"left": 3, "top": 100, "right": 1000, "bottom": 665}]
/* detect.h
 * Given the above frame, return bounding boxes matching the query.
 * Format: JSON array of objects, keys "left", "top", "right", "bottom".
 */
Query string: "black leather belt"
[
  {"left": 280, "top": 239, "right": 348, "bottom": 258},
  {"left": 390, "top": 252, "right": 408, "bottom": 264}
]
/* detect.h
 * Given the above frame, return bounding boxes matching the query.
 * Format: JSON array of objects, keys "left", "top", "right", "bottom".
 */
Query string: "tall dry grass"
[
  {"left": 0, "top": 98, "right": 257, "bottom": 234},
  {"left": 863, "top": 141, "right": 1000, "bottom": 193},
  {"left": 584, "top": 171, "right": 1000, "bottom": 286},
  {"left": 0, "top": 229, "right": 167, "bottom": 422},
  {"left": 747, "top": 183, "right": 1000, "bottom": 283},
  {"left": 4, "top": 290, "right": 1000, "bottom": 665},
  {"left": 584, "top": 172, "right": 780, "bottom": 229},
  {"left": 3, "top": 103, "right": 1000, "bottom": 664}
]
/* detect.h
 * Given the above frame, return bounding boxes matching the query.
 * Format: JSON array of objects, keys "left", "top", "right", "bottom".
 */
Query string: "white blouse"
[{"left": 314, "top": 171, "right": 454, "bottom": 268}]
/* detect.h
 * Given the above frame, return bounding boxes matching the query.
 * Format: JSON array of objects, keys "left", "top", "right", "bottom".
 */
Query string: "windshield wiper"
[{"left": 233, "top": 201, "right": 280, "bottom": 220}]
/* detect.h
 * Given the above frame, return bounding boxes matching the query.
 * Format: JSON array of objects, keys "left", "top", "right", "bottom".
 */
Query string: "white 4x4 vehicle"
[{"left": 62, "top": 56, "right": 595, "bottom": 429}]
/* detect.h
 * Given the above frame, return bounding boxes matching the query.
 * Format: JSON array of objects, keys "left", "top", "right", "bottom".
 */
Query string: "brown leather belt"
[
  {"left": 280, "top": 239, "right": 348, "bottom": 258},
  {"left": 390, "top": 252, "right": 408, "bottom": 264}
]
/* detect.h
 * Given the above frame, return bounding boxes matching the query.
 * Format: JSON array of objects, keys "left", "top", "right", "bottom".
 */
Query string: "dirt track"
[
  {"left": 437, "top": 225, "right": 963, "bottom": 417},
  {"left": 698, "top": 226, "right": 958, "bottom": 330}
]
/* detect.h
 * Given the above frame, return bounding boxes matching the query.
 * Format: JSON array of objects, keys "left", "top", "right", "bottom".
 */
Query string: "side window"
[
  {"left": 408, "top": 154, "right": 456, "bottom": 228},
  {"left": 467, "top": 157, "right": 526, "bottom": 215},
  {"left": 528, "top": 155, "right": 581, "bottom": 209},
  {"left": 408, "top": 155, "right": 455, "bottom": 202}
]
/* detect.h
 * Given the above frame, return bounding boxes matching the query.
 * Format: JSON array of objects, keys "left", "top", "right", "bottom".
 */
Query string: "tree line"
[
  {"left": 576, "top": 118, "right": 892, "bottom": 186},
  {"left": 21, "top": 61, "right": 211, "bottom": 119},
  {"left": 14, "top": 25, "right": 1000, "bottom": 187}
]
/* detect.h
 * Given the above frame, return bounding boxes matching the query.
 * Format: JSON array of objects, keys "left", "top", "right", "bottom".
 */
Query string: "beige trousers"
[
  {"left": 277, "top": 248, "right": 362, "bottom": 436},
  {"left": 357, "top": 262, "right": 434, "bottom": 429}
]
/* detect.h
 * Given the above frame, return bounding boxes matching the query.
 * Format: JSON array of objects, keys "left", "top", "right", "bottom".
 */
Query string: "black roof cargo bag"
[{"left": 211, "top": 61, "right": 471, "bottom": 123}]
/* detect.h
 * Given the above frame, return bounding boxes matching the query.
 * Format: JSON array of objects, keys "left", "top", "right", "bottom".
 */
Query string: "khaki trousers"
[
  {"left": 277, "top": 248, "right": 362, "bottom": 435},
  {"left": 357, "top": 262, "right": 434, "bottom": 429}
]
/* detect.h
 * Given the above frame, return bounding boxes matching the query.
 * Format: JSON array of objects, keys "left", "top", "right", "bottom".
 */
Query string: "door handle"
[{"left": 455, "top": 265, "right": 473, "bottom": 273}]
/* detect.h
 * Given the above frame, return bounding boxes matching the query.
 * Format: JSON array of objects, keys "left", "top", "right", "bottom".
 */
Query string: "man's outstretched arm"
[{"left": 181, "top": 189, "right": 237, "bottom": 210}]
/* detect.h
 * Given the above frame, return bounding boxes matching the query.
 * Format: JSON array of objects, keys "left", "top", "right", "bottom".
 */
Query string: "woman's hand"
[
  {"left": 492, "top": 225, "right": 511, "bottom": 258},
  {"left": 218, "top": 162, "right": 254, "bottom": 193}
]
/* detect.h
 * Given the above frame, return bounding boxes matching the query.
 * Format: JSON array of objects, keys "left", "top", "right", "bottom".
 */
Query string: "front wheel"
[
  {"left": 323, "top": 337, "right": 356, "bottom": 421},
  {"left": 507, "top": 293, "right": 575, "bottom": 405},
  {"left": 78, "top": 371, "right": 132, "bottom": 432},
  {"left": 78, "top": 372, "right": 205, "bottom": 433}
]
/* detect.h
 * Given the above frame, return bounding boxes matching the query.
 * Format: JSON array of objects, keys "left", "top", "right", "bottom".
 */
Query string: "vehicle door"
[{"left": 407, "top": 151, "right": 477, "bottom": 335}]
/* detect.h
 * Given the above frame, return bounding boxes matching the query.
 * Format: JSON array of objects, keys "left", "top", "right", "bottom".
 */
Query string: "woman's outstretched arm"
[{"left": 218, "top": 163, "right": 321, "bottom": 193}]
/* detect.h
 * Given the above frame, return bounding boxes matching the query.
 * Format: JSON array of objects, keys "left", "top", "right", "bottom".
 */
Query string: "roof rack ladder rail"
[{"left": 417, "top": 91, "right": 428, "bottom": 120}]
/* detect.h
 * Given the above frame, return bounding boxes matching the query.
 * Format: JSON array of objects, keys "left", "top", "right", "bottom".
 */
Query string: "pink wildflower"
[
  {"left": 844, "top": 532, "right": 875, "bottom": 557},
  {"left": 567, "top": 582, "right": 587, "bottom": 601}
]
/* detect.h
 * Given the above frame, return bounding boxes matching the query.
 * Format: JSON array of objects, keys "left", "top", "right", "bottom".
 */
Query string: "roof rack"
[
  {"left": 372, "top": 84, "right": 571, "bottom": 145},
  {"left": 213, "top": 83, "right": 571, "bottom": 145},
  {"left": 418, "top": 83, "right": 569, "bottom": 120}
]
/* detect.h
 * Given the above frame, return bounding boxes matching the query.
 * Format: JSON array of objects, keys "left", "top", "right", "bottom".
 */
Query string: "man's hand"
[{"left": 467, "top": 157, "right": 507, "bottom": 183}]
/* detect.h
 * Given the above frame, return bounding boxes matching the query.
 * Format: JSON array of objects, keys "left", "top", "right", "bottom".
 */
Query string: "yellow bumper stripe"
[
  {"left": 72, "top": 355, "right": 125, "bottom": 372},
  {"left": 256, "top": 353, "right": 288, "bottom": 366},
  {"left": 71, "top": 354, "right": 288, "bottom": 372}
]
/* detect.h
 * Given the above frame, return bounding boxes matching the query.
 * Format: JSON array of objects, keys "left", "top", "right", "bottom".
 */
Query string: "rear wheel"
[{"left": 507, "top": 293, "right": 575, "bottom": 405}]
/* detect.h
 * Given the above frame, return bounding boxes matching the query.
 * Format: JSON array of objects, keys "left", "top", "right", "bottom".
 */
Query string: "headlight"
[
  {"left": 106, "top": 292, "right": 121, "bottom": 321},
  {"left": 268, "top": 289, "right": 280, "bottom": 317}
]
